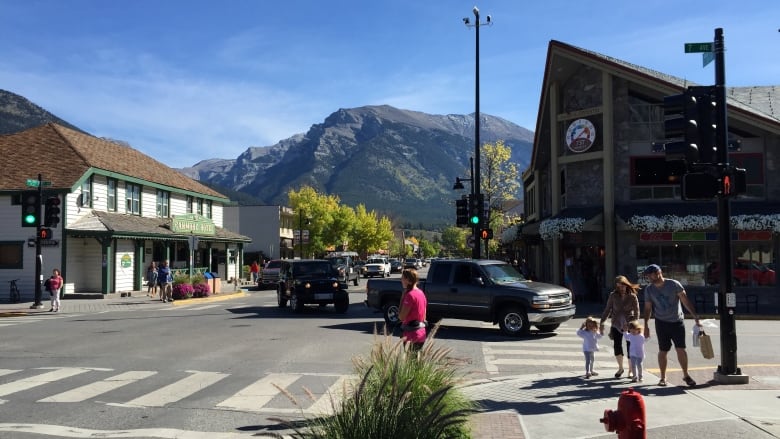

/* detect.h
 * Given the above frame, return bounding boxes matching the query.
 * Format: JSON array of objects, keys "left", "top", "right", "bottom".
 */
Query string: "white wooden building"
[{"left": 0, "top": 123, "right": 250, "bottom": 300}]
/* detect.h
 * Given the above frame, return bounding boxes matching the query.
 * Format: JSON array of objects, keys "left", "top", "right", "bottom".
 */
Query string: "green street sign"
[
  {"left": 684, "top": 42, "right": 713, "bottom": 53},
  {"left": 25, "top": 179, "right": 51, "bottom": 187}
]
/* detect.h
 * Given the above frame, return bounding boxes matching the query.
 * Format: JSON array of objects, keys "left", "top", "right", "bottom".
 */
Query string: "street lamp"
[
  {"left": 463, "top": 6, "right": 491, "bottom": 259},
  {"left": 452, "top": 157, "right": 474, "bottom": 191}
]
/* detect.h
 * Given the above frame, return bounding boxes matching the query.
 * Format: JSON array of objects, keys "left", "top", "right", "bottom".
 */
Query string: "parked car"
[
  {"left": 390, "top": 259, "right": 403, "bottom": 273},
  {"left": 706, "top": 260, "right": 776, "bottom": 286},
  {"left": 276, "top": 259, "right": 350, "bottom": 313},
  {"left": 258, "top": 259, "right": 282, "bottom": 290}
]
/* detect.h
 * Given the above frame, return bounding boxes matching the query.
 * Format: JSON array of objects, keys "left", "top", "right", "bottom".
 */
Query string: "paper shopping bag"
[{"left": 699, "top": 332, "right": 714, "bottom": 359}]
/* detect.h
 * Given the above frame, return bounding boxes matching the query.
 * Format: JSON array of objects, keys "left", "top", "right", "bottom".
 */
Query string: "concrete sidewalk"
[
  {"left": 0, "top": 289, "right": 247, "bottom": 315},
  {"left": 464, "top": 364, "right": 780, "bottom": 438}
]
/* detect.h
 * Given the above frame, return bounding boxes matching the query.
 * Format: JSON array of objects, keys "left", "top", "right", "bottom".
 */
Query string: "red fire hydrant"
[{"left": 600, "top": 388, "right": 646, "bottom": 439}]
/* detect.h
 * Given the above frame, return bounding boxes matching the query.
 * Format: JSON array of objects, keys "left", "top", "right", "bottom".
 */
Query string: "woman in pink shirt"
[
  {"left": 398, "top": 268, "right": 427, "bottom": 349},
  {"left": 48, "top": 268, "right": 63, "bottom": 312}
]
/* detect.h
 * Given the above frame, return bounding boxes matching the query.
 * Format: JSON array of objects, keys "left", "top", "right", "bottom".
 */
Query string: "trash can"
[{"left": 208, "top": 272, "right": 221, "bottom": 294}]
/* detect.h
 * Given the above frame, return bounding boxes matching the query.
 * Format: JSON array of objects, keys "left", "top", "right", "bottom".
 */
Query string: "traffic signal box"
[
  {"left": 663, "top": 85, "right": 746, "bottom": 200},
  {"left": 21, "top": 191, "right": 41, "bottom": 227},
  {"left": 38, "top": 227, "right": 53, "bottom": 240},
  {"left": 469, "top": 193, "right": 484, "bottom": 226},
  {"left": 663, "top": 85, "right": 717, "bottom": 167},
  {"left": 44, "top": 196, "right": 61, "bottom": 228},
  {"left": 455, "top": 197, "right": 469, "bottom": 227}
]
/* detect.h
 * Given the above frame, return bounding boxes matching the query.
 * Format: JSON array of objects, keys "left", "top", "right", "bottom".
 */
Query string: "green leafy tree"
[
  {"left": 440, "top": 226, "right": 469, "bottom": 258},
  {"left": 417, "top": 238, "right": 439, "bottom": 259}
]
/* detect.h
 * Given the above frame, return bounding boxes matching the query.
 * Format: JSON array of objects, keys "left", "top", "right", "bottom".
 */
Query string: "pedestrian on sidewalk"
[
  {"left": 158, "top": 260, "right": 173, "bottom": 303},
  {"left": 599, "top": 275, "right": 640, "bottom": 379},
  {"left": 146, "top": 262, "right": 159, "bottom": 299},
  {"left": 47, "top": 269, "right": 63, "bottom": 312},
  {"left": 398, "top": 268, "right": 427, "bottom": 351},
  {"left": 642, "top": 264, "right": 701, "bottom": 387},
  {"left": 623, "top": 320, "right": 646, "bottom": 382},
  {"left": 576, "top": 316, "right": 603, "bottom": 378}
]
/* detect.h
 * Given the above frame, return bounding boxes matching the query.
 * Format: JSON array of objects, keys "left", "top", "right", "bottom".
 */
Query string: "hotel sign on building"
[{"left": 171, "top": 214, "right": 216, "bottom": 236}]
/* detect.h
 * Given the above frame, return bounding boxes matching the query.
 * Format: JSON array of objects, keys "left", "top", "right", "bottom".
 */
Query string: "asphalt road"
[{"left": 1, "top": 270, "right": 777, "bottom": 438}]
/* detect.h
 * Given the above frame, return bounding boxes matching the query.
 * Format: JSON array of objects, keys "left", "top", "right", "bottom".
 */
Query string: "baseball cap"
[{"left": 643, "top": 264, "right": 661, "bottom": 275}]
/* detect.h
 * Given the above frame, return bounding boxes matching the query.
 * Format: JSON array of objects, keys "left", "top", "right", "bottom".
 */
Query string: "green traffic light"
[
  {"left": 470, "top": 216, "right": 479, "bottom": 225},
  {"left": 24, "top": 214, "right": 37, "bottom": 225}
]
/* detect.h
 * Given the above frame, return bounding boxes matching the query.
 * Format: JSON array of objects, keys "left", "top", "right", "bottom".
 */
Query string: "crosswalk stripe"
[
  {"left": 122, "top": 370, "right": 228, "bottom": 407},
  {"left": 484, "top": 342, "right": 582, "bottom": 349},
  {"left": 492, "top": 358, "right": 615, "bottom": 367},
  {"left": 0, "top": 369, "right": 21, "bottom": 378},
  {"left": 485, "top": 349, "right": 592, "bottom": 357},
  {"left": 216, "top": 373, "right": 300, "bottom": 412},
  {"left": 0, "top": 368, "right": 91, "bottom": 397},
  {"left": 39, "top": 371, "right": 157, "bottom": 403},
  {"left": 306, "top": 374, "right": 356, "bottom": 416}
]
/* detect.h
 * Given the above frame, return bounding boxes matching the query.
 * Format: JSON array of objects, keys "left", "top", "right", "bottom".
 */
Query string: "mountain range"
[{"left": 1, "top": 89, "right": 533, "bottom": 228}]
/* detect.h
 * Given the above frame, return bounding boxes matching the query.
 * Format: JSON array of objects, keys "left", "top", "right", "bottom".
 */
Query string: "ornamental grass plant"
[{"left": 275, "top": 324, "right": 479, "bottom": 439}]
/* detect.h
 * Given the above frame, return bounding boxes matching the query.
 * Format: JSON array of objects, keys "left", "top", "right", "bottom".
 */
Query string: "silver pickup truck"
[{"left": 365, "top": 258, "right": 576, "bottom": 336}]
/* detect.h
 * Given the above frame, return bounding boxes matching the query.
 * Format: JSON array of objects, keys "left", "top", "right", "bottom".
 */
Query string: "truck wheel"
[
  {"left": 277, "top": 287, "right": 288, "bottom": 308},
  {"left": 535, "top": 323, "right": 560, "bottom": 332},
  {"left": 382, "top": 301, "right": 400, "bottom": 326},
  {"left": 498, "top": 307, "right": 530, "bottom": 336},
  {"left": 334, "top": 293, "right": 349, "bottom": 314},
  {"left": 290, "top": 293, "right": 305, "bottom": 313}
]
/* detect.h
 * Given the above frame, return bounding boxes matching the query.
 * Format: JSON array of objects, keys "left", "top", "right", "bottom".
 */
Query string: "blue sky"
[{"left": 1, "top": 0, "right": 778, "bottom": 169}]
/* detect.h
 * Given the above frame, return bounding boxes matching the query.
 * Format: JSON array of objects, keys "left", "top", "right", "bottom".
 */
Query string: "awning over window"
[{"left": 66, "top": 211, "right": 251, "bottom": 243}]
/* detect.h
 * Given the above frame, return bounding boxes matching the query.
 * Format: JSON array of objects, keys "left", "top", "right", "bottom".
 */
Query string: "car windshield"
[
  {"left": 327, "top": 257, "right": 347, "bottom": 266},
  {"left": 293, "top": 262, "right": 332, "bottom": 277},
  {"left": 483, "top": 263, "right": 526, "bottom": 283},
  {"left": 266, "top": 260, "right": 281, "bottom": 269}
]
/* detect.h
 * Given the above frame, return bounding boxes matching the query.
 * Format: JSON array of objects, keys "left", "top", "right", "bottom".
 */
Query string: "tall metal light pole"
[{"left": 464, "top": 6, "right": 491, "bottom": 259}]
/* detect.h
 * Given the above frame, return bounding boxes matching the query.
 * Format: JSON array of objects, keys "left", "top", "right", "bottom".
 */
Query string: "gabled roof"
[
  {"left": 0, "top": 123, "right": 226, "bottom": 199},
  {"left": 526, "top": 40, "right": 780, "bottom": 177}
]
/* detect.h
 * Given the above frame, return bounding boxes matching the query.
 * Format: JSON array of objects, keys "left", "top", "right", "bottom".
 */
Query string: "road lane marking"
[
  {"left": 39, "top": 371, "right": 157, "bottom": 402},
  {"left": 121, "top": 370, "right": 228, "bottom": 407}
]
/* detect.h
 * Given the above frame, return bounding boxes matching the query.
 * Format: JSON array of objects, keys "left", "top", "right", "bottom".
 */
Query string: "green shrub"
[{"left": 280, "top": 325, "right": 478, "bottom": 438}]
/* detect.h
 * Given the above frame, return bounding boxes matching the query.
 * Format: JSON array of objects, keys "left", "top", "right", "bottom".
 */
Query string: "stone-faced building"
[
  {"left": 0, "top": 123, "right": 251, "bottom": 299},
  {"left": 520, "top": 40, "right": 780, "bottom": 301}
]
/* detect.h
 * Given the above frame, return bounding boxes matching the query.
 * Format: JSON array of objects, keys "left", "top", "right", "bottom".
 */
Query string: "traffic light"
[
  {"left": 37, "top": 227, "right": 53, "bottom": 240},
  {"left": 479, "top": 228, "right": 493, "bottom": 240},
  {"left": 663, "top": 86, "right": 717, "bottom": 167},
  {"left": 44, "top": 196, "right": 61, "bottom": 227},
  {"left": 455, "top": 197, "right": 469, "bottom": 227},
  {"left": 21, "top": 191, "right": 41, "bottom": 227},
  {"left": 723, "top": 167, "right": 747, "bottom": 196},
  {"left": 469, "top": 194, "right": 484, "bottom": 226}
]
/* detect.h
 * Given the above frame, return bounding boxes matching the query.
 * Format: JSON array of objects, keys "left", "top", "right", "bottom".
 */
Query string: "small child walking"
[
  {"left": 576, "top": 316, "right": 604, "bottom": 378},
  {"left": 623, "top": 320, "right": 646, "bottom": 382}
]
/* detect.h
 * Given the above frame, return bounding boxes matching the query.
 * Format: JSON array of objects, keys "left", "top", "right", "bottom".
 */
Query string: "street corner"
[{"left": 171, "top": 290, "right": 246, "bottom": 306}]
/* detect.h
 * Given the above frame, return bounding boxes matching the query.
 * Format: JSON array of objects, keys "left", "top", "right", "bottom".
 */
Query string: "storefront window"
[{"left": 637, "top": 242, "right": 775, "bottom": 287}]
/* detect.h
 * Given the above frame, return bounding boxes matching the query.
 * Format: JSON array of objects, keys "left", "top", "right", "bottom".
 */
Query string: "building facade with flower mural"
[{"left": 517, "top": 40, "right": 780, "bottom": 302}]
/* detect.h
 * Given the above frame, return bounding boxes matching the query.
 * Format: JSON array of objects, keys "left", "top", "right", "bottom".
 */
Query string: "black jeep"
[{"left": 277, "top": 259, "right": 350, "bottom": 313}]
